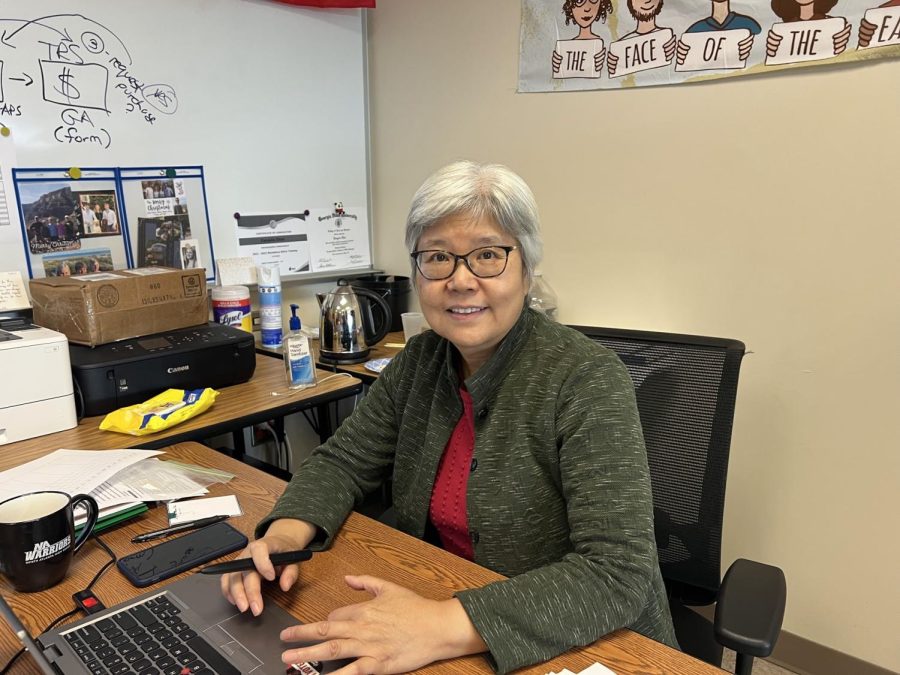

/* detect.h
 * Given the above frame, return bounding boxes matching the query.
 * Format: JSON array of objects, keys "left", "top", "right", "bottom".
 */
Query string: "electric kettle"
[{"left": 316, "top": 282, "right": 392, "bottom": 364}]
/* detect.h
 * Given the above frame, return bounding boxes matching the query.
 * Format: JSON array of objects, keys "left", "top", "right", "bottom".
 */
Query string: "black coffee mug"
[{"left": 0, "top": 491, "right": 99, "bottom": 592}]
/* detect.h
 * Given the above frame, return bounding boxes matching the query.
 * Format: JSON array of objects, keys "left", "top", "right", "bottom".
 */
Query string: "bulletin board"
[
  {"left": 0, "top": 0, "right": 373, "bottom": 287},
  {"left": 118, "top": 166, "right": 214, "bottom": 278},
  {"left": 13, "top": 167, "right": 127, "bottom": 279}
]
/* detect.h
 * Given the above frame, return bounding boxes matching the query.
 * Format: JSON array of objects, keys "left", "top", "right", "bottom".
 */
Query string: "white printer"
[{"left": 0, "top": 320, "right": 77, "bottom": 445}]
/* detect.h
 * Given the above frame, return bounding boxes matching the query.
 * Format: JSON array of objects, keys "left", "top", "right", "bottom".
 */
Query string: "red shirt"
[{"left": 428, "top": 387, "right": 475, "bottom": 560}]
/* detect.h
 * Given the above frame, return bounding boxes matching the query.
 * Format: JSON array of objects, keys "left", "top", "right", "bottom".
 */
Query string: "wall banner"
[{"left": 519, "top": 0, "right": 900, "bottom": 90}]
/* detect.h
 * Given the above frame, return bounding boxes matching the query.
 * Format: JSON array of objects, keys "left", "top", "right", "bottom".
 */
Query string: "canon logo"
[{"left": 167, "top": 365, "right": 190, "bottom": 374}]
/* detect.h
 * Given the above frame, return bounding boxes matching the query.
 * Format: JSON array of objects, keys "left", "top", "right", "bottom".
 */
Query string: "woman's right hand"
[{"left": 220, "top": 519, "right": 316, "bottom": 616}]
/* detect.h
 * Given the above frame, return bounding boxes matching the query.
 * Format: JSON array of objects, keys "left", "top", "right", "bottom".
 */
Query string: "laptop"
[{"left": 0, "top": 573, "right": 342, "bottom": 674}]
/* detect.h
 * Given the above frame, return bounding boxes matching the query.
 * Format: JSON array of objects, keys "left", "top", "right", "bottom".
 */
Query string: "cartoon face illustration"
[
  {"left": 771, "top": 0, "right": 838, "bottom": 20},
  {"left": 629, "top": 0, "right": 664, "bottom": 20},
  {"left": 566, "top": 0, "right": 601, "bottom": 26},
  {"left": 563, "top": 0, "right": 614, "bottom": 30}
]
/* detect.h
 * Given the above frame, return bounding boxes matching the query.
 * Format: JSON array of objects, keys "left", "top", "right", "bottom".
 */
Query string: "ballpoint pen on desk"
[
  {"left": 200, "top": 550, "right": 314, "bottom": 574},
  {"left": 131, "top": 514, "right": 230, "bottom": 543}
]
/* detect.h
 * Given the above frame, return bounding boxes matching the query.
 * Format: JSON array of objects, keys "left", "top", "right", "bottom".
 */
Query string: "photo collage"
[
  {"left": 137, "top": 178, "right": 202, "bottom": 271},
  {"left": 18, "top": 181, "right": 122, "bottom": 278}
]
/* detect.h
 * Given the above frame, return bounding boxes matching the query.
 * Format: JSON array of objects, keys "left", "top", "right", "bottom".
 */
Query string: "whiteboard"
[{"left": 0, "top": 0, "right": 372, "bottom": 287}]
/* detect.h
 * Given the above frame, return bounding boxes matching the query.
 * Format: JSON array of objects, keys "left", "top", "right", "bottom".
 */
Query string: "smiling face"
[
  {"left": 628, "top": 0, "right": 663, "bottom": 20},
  {"left": 573, "top": 0, "right": 603, "bottom": 27},
  {"left": 415, "top": 212, "right": 527, "bottom": 379}
]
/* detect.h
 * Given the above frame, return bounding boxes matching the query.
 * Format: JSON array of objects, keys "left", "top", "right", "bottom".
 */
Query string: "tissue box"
[{"left": 29, "top": 268, "right": 208, "bottom": 347}]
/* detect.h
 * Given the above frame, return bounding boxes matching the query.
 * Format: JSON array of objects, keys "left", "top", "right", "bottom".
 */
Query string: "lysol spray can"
[{"left": 258, "top": 264, "right": 282, "bottom": 347}]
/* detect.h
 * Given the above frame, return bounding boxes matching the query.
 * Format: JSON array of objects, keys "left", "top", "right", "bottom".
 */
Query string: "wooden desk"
[
  {"left": 259, "top": 331, "right": 406, "bottom": 384},
  {"left": 1, "top": 356, "right": 362, "bottom": 465},
  {"left": 0, "top": 442, "right": 722, "bottom": 675}
]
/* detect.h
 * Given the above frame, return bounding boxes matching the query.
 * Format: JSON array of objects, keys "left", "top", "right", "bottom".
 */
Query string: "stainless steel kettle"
[{"left": 316, "top": 282, "right": 392, "bottom": 364}]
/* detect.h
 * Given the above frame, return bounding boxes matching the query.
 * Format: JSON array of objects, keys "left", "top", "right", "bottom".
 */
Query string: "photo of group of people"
[
  {"left": 141, "top": 179, "right": 177, "bottom": 200},
  {"left": 78, "top": 192, "right": 120, "bottom": 235},
  {"left": 41, "top": 249, "right": 115, "bottom": 277},
  {"left": 18, "top": 180, "right": 126, "bottom": 278},
  {"left": 137, "top": 177, "right": 200, "bottom": 271}
]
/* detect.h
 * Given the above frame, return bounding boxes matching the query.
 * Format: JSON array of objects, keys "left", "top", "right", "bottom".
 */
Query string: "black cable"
[
  {"left": 0, "top": 534, "right": 116, "bottom": 674},
  {"left": 86, "top": 534, "right": 117, "bottom": 590}
]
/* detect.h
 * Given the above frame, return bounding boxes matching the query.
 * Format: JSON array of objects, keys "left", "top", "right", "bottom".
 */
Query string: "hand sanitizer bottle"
[{"left": 284, "top": 304, "right": 317, "bottom": 389}]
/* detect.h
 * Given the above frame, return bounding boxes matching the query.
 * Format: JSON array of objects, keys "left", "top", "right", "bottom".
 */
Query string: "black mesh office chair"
[{"left": 569, "top": 325, "right": 786, "bottom": 675}]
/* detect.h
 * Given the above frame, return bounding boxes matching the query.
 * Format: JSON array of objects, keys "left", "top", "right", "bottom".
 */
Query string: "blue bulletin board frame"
[{"left": 117, "top": 166, "right": 216, "bottom": 282}]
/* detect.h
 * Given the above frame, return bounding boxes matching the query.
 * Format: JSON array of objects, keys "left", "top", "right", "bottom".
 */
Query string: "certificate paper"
[
  {"left": 235, "top": 213, "right": 311, "bottom": 277},
  {"left": 307, "top": 204, "right": 371, "bottom": 273}
]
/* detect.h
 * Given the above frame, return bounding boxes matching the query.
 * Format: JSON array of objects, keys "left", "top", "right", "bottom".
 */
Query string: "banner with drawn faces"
[{"left": 521, "top": 0, "right": 900, "bottom": 90}]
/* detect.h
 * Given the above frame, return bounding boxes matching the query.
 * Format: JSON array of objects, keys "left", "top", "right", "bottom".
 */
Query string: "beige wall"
[{"left": 365, "top": 1, "right": 900, "bottom": 670}]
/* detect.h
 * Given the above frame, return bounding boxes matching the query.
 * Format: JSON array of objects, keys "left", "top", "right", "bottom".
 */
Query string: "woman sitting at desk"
[{"left": 221, "top": 161, "right": 677, "bottom": 674}]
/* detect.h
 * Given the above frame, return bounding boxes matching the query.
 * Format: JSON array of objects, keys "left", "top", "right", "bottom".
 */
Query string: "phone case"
[{"left": 117, "top": 521, "right": 248, "bottom": 588}]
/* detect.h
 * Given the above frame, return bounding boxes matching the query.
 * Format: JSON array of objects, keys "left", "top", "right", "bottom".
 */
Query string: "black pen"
[
  {"left": 199, "top": 549, "right": 314, "bottom": 574},
  {"left": 131, "top": 515, "right": 230, "bottom": 543}
]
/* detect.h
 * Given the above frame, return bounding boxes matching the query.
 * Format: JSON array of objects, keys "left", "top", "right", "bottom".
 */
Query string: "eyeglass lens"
[{"left": 415, "top": 246, "right": 511, "bottom": 279}]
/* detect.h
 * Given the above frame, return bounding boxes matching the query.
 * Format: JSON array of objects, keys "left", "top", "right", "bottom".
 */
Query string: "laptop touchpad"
[{"left": 205, "top": 623, "right": 263, "bottom": 671}]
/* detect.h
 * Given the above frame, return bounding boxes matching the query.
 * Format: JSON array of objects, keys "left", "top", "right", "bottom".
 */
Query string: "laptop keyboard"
[{"left": 62, "top": 595, "right": 239, "bottom": 675}]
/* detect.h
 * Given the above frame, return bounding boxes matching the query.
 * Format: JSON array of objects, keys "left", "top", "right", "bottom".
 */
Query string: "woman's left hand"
[{"left": 280, "top": 575, "right": 486, "bottom": 674}]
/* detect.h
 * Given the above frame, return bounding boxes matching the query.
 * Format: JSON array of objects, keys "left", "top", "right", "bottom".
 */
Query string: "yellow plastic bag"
[{"left": 99, "top": 388, "right": 219, "bottom": 436}]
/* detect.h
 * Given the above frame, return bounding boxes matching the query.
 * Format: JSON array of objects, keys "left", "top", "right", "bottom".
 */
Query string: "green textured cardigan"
[{"left": 258, "top": 307, "right": 677, "bottom": 672}]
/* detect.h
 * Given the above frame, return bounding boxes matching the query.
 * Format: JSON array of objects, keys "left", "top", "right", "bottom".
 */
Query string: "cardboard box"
[{"left": 29, "top": 268, "right": 208, "bottom": 347}]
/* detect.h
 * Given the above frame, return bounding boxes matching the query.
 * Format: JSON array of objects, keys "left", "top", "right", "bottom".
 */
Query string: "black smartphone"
[{"left": 117, "top": 521, "right": 248, "bottom": 588}]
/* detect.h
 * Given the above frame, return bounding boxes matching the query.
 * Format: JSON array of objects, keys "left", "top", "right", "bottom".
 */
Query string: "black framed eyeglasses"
[{"left": 410, "top": 245, "right": 519, "bottom": 280}]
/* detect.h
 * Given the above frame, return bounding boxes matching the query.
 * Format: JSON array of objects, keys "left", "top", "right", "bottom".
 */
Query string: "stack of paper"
[
  {"left": 77, "top": 502, "right": 149, "bottom": 534},
  {"left": 0, "top": 449, "right": 227, "bottom": 533}
]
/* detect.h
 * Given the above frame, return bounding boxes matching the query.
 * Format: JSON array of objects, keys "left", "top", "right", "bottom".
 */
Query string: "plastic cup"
[{"left": 401, "top": 312, "right": 427, "bottom": 344}]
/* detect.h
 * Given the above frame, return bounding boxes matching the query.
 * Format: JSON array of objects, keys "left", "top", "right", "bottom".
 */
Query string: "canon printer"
[{"left": 69, "top": 322, "right": 256, "bottom": 417}]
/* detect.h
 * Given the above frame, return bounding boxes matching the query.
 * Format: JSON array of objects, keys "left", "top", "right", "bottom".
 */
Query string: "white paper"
[
  {"left": 167, "top": 495, "right": 243, "bottom": 525},
  {"left": 236, "top": 212, "right": 312, "bottom": 277},
  {"left": 215, "top": 257, "right": 258, "bottom": 285},
  {"left": 0, "top": 449, "right": 162, "bottom": 505},
  {"left": 543, "top": 663, "right": 616, "bottom": 675},
  {"left": 124, "top": 267, "right": 172, "bottom": 276},
  {"left": 578, "top": 663, "right": 617, "bottom": 675},
  {"left": 861, "top": 7, "right": 900, "bottom": 49},
  {"left": 307, "top": 205, "right": 371, "bottom": 273},
  {"left": 145, "top": 198, "right": 175, "bottom": 217},
  {"left": 77, "top": 272, "right": 127, "bottom": 281},
  {"left": 766, "top": 18, "right": 846, "bottom": 65},
  {"left": 102, "top": 458, "right": 211, "bottom": 503},
  {"left": 0, "top": 270, "right": 29, "bottom": 311},
  {"left": 0, "top": 134, "right": 19, "bottom": 229},
  {"left": 676, "top": 29, "right": 751, "bottom": 71},
  {"left": 75, "top": 501, "right": 144, "bottom": 527},
  {"left": 554, "top": 39, "right": 604, "bottom": 78},
  {"left": 608, "top": 29, "right": 674, "bottom": 77}
]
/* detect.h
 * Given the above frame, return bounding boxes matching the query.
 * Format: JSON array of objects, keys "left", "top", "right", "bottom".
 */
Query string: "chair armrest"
[{"left": 714, "top": 558, "right": 786, "bottom": 658}]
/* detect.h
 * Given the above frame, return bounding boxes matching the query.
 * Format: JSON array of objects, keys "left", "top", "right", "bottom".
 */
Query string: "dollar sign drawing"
[{"left": 53, "top": 67, "right": 81, "bottom": 102}]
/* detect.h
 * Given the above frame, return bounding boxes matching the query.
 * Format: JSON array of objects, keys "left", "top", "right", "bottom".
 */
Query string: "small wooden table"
[{"left": 0, "top": 442, "right": 722, "bottom": 675}]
